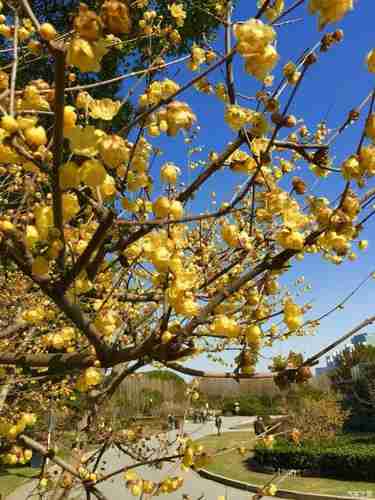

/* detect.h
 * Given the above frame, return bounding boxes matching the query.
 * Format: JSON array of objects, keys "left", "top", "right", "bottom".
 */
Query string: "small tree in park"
[{"left": 0, "top": 0, "right": 374, "bottom": 498}]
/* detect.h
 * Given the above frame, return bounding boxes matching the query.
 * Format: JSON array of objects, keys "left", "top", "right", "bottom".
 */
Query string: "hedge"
[{"left": 253, "top": 435, "right": 375, "bottom": 481}]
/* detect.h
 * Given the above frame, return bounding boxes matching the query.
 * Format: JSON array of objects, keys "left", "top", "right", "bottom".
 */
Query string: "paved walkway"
[{"left": 8, "top": 417, "right": 274, "bottom": 500}]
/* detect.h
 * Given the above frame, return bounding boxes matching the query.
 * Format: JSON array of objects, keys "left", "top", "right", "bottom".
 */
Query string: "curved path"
[{"left": 8, "top": 417, "right": 276, "bottom": 500}]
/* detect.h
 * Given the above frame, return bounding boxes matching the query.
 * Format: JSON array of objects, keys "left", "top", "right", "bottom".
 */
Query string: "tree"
[
  {"left": 330, "top": 344, "right": 375, "bottom": 432},
  {"left": 288, "top": 393, "right": 349, "bottom": 443},
  {"left": 0, "top": 0, "right": 374, "bottom": 498},
  {"left": 0, "top": 0, "right": 225, "bottom": 130},
  {"left": 330, "top": 343, "right": 375, "bottom": 389}
]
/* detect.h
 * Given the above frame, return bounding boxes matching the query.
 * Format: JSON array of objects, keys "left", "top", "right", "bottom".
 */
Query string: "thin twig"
[
  {"left": 19, "top": 0, "right": 41, "bottom": 30},
  {"left": 225, "top": 1, "right": 236, "bottom": 105},
  {"left": 50, "top": 42, "right": 67, "bottom": 268},
  {"left": 9, "top": 11, "right": 19, "bottom": 117},
  {"left": 121, "top": 47, "right": 237, "bottom": 135}
]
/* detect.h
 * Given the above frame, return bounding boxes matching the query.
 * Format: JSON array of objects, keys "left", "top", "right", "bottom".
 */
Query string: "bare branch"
[
  {"left": 50, "top": 42, "right": 67, "bottom": 268},
  {"left": 60, "top": 210, "right": 115, "bottom": 291},
  {"left": 303, "top": 315, "right": 375, "bottom": 367},
  {"left": 9, "top": 11, "right": 19, "bottom": 116},
  {"left": 166, "top": 363, "right": 274, "bottom": 380}
]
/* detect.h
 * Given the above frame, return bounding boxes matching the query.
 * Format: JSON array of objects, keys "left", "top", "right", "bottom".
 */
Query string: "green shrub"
[
  {"left": 253, "top": 434, "right": 375, "bottom": 481},
  {"left": 344, "top": 413, "right": 375, "bottom": 433},
  {"left": 222, "top": 394, "right": 281, "bottom": 416}
]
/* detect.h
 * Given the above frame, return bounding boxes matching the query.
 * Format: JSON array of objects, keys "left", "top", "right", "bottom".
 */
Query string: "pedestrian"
[
  {"left": 167, "top": 414, "right": 173, "bottom": 430},
  {"left": 254, "top": 416, "right": 266, "bottom": 436},
  {"left": 215, "top": 415, "right": 222, "bottom": 436}
]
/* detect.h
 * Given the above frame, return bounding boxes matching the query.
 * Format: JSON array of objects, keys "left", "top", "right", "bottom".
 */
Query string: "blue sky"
[{"left": 120, "top": 1, "right": 375, "bottom": 375}]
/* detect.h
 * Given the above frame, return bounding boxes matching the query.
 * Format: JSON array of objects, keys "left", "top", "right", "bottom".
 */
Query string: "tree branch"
[
  {"left": 50, "top": 41, "right": 67, "bottom": 268},
  {"left": 303, "top": 315, "right": 375, "bottom": 368},
  {"left": 9, "top": 11, "right": 19, "bottom": 117},
  {"left": 59, "top": 210, "right": 115, "bottom": 291},
  {"left": 225, "top": 1, "right": 236, "bottom": 105},
  {"left": 166, "top": 363, "right": 274, "bottom": 379},
  {"left": 115, "top": 134, "right": 245, "bottom": 253}
]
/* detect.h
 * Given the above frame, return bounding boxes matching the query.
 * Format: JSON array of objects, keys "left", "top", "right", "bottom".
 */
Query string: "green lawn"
[
  {"left": 195, "top": 432, "right": 375, "bottom": 497},
  {"left": 0, "top": 466, "right": 39, "bottom": 498}
]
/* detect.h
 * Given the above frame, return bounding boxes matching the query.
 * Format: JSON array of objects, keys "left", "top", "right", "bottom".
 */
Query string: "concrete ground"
[{"left": 8, "top": 416, "right": 275, "bottom": 500}]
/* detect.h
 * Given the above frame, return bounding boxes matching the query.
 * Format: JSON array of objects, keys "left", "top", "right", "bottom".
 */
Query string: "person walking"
[
  {"left": 215, "top": 415, "right": 222, "bottom": 436},
  {"left": 254, "top": 416, "right": 266, "bottom": 436},
  {"left": 167, "top": 414, "right": 173, "bottom": 430}
]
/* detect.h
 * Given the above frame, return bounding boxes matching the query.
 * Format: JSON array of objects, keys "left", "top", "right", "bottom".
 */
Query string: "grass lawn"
[
  {"left": 195, "top": 432, "right": 375, "bottom": 497},
  {"left": 0, "top": 466, "right": 39, "bottom": 498}
]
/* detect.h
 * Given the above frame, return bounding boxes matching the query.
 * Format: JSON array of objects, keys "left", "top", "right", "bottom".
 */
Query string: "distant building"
[{"left": 315, "top": 332, "right": 375, "bottom": 376}]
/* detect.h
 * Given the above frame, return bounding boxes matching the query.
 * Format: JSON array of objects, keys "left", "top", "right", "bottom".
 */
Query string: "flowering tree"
[{"left": 0, "top": 0, "right": 374, "bottom": 497}]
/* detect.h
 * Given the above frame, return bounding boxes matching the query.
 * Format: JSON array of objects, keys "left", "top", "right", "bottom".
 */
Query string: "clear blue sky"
[{"left": 120, "top": 1, "right": 375, "bottom": 376}]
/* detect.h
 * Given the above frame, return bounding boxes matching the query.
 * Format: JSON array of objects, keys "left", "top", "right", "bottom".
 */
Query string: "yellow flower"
[
  {"left": 100, "top": 174, "right": 117, "bottom": 199},
  {"left": 210, "top": 315, "right": 241, "bottom": 337},
  {"left": 245, "top": 324, "right": 262, "bottom": 345},
  {"left": 341, "top": 155, "right": 361, "bottom": 180},
  {"left": 359, "top": 145, "right": 375, "bottom": 175},
  {"left": 366, "top": 49, "right": 375, "bottom": 73},
  {"left": 229, "top": 150, "right": 257, "bottom": 174},
  {"left": 24, "top": 126, "right": 47, "bottom": 146},
  {"left": 276, "top": 228, "right": 304, "bottom": 251},
  {"left": 99, "top": 134, "right": 130, "bottom": 168},
  {"left": 225, "top": 104, "right": 252, "bottom": 131},
  {"left": 233, "top": 18, "right": 275, "bottom": 50},
  {"left": 249, "top": 111, "right": 269, "bottom": 137},
  {"left": 89, "top": 98, "right": 121, "bottom": 120},
  {"left": 66, "top": 125, "right": 103, "bottom": 157},
  {"left": 67, "top": 37, "right": 109, "bottom": 72},
  {"left": 59, "top": 161, "right": 80, "bottom": 190},
  {"left": 34, "top": 205, "right": 53, "bottom": 240},
  {"left": 62, "top": 193, "right": 80, "bottom": 222},
  {"left": 153, "top": 196, "right": 170, "bottom": 218},
  {"left": 160, "top": 162, "right": 180, "bottom": 184},
  {"left": 169, "top": 3, "right": 187, "bottom": 27},
  {"left": 80, "top": 159, "right": 107, "bottom": 187},
  {"left": 365, "top": 114, "right": 375, "bottom": 142},
  {"left": 63, "top": 105, "right": 77, "bottom": 133},
  {"left": 259, "top": 0, "right": 284, "bottom": 22},
  {"left": 221, "top": 223, "right": 239, "bottom": 247},
  {"left": 32, "top": 256, "right": 49, "bottom": 277},
  {"left": 244, "top": 44, "right": 279, "bottom": 80},
  {"left": 358, "top": 240, "right": 368, "bottom": 251},
  {"left": 308, "top": 0, "right": 353, "bottom": 30},
  {"left": 165, "top": 101, "right": 196, "bottom": 136},
  {"left": 82, "top": 367, "right": 102, "bottom": 388},
  {"left": 101, "top": 0, "right": 132, "bottom": 35},
  {"left": 21, "top": 85, "right": 50, "bottom": 111},
  {"left": 0, "top": 144, "right": 18, "bottom": 163},
  {"left": 25, "top": 225, "right": 40, "bottom": 250}
]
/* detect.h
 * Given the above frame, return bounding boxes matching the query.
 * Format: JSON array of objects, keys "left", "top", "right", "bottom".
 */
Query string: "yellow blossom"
[
  {"left": 89, "top": 98, "right": 121, "bottom": 120},
  {"left": 66, "top": 125, "right": 103, "bottom": 157},
  {"left": 169, "top": 3, "right": 187, "bottom": 27},
  {"left": 67, "top": 37, "right": 109, "bottom": 72}
]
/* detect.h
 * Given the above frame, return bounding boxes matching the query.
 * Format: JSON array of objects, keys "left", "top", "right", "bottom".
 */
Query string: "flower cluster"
[
  {"left": 234, "top": 18, "right": 279, "bottom": 81},
  {"left": 308, "top": 0, "right": 353, "bottom": 30}
]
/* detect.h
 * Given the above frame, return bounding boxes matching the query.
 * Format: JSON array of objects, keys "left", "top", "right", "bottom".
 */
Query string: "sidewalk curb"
[{"left": 196, "top": 468, "right": 366, "bottom": 500}]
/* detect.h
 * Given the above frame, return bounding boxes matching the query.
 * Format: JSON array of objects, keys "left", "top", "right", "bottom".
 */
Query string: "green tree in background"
[
  {"left": 0, "top": 0, "right": 226, "bottom": 129},
  {"left": 329, "top": 344, "right": 375, "bottom": 432}
]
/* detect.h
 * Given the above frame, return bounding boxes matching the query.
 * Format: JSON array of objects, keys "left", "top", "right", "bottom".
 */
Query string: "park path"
[{"left": 8, "top": 416, "right": 276, "bottom": 500}]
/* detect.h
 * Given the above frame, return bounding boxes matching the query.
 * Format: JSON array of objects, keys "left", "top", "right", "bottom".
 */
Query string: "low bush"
[
  {"left": 253, "top": 434, "right": 375, "bottom": 481},
  {"left": 222, "top": 394, "right": 281, "bottom": 417}
]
